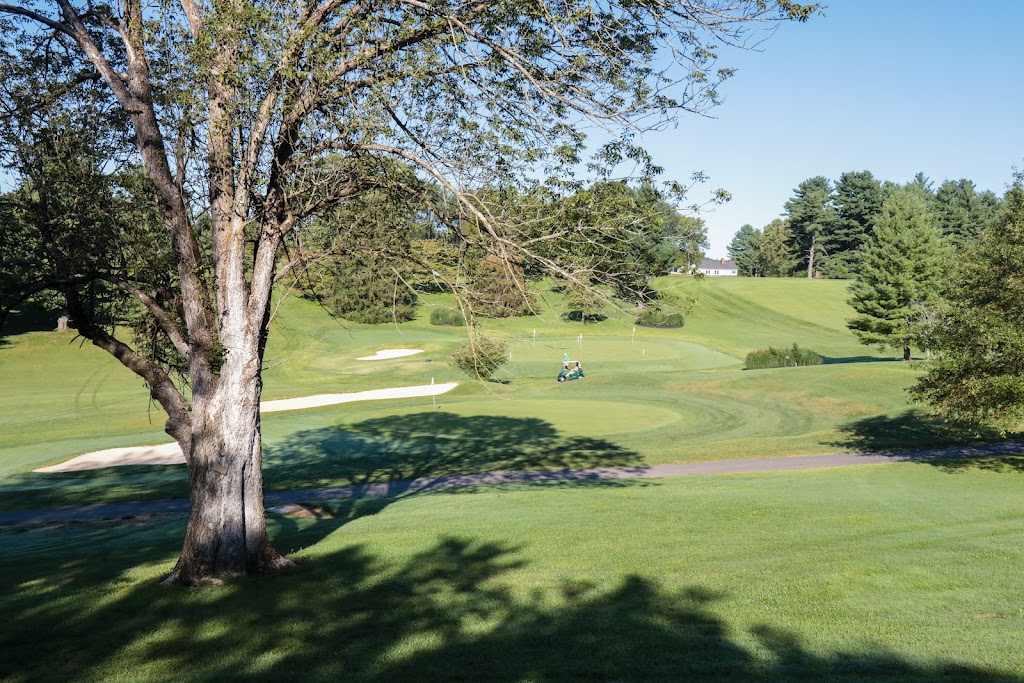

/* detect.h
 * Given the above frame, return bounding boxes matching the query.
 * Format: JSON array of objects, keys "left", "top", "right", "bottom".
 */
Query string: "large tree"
[
  {"left": 727, "top": 223, "right": 761, "bottom": 276},
  {"left": 910, "top": 174, "right": 1024, "bottom": 429},
  {"left": 933, "top": 178, "right": 1001, "bottom": 247},
  {"left": 0, "top": 0, "right": 816, "bottom": 584},
  {"left": 829, "top": 170, "right": 883, "bottom": 277},
  {"left": 758, "top": 218, "right": 797, "bottom": 277},
  {"left": 846, "top": 187, "right": 951, "bottom": 361},
  {"left": 783, "top": 176, "right": 837, "bottom": 278}
]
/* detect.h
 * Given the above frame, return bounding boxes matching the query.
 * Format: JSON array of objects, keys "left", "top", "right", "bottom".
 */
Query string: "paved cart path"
[{"left": 2, "top": 441, "right": 1021, "bottom": 528}]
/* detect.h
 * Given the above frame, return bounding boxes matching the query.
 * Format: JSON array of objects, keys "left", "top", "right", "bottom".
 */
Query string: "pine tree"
[
  {"left": 759, "top": 219, "right": 798, "bottom": 277},
  {"left": 829, "top": 170, "right": 883, "bottom": 277},
  {"left": 847, "top": 187, "right": 951, "bottom": 360},
  {"left": 784, "top": 176, "right": 837, "bottom": 278},
  {"left": 727, "top": 224, "right": 762, "bottom": 276},
  {"left": 933, "top": 179, "right": 1001, "bottom": 247}
]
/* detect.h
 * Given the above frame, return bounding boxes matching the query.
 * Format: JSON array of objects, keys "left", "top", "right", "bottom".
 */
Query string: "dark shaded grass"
[{"left": 2, "top": 523, "right": 1019, "bottom": 683}]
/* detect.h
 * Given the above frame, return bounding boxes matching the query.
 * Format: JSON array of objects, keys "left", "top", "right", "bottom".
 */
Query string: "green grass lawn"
[
  {"left": 0, "top": 278, "right": 1009, "bottom": 511},
  {"left": 3, "top": 281, "right": 1023, "bottom": 680},
  {"left": 3, "top": 462, "right": 1023, "bottom": 681}
]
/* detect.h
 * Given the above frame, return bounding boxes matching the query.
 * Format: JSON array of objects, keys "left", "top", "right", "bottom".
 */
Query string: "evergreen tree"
[
  {"left": 783, "top": 176, "right": 837, "bottom": 278},
  {"left": 933, "top": 179, "right": 1001, "bottom": 247},
  {"left": 759, "top": 219, "right": 798, "bottom": 277},
  {"left": 829, "top": 170, "right": 883, "bottom": 277},
  {"left": 847, "top": 187, "right": 951, "bottom": 360},
  {"left": 728, "top": 224, "right": 762, "bottom": 276},
  {"left": 909, "top": 172, "right": 936, "bottom": 200},
  {"left": 910, "top": 174, "right": 1024, "bottom": 428}
]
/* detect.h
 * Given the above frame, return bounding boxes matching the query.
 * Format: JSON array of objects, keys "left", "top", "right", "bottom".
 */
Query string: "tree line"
[
  {"left": 727, "top": 171, "right": 1001, "bottom": 279},
  {"left": 726, "top": 165, "right": 1024, "bottom": 431}
]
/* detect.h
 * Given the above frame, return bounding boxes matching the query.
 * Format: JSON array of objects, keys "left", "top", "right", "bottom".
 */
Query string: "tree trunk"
[
  {"left": 163, "top": 342, "right": 291, "bottom": 585},
  {"left": 806, "top": 235, "right": 816, "bottom": 279},
  {"left": 903, "top": 346, "right": 911, "bottom": 361}
]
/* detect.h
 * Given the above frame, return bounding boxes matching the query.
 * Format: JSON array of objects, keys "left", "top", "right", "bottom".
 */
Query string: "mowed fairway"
[
  {"left": 2, "top": 463, "right": 1023, "bottom": 680},
  {"left": 0, "top": 278, "right": 1009, "bottom": 510}
]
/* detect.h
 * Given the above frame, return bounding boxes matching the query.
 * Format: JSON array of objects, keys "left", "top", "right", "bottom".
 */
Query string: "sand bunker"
[
  {"left": 35, "top": 382, "right": 458, "bottom": 473},
  {"left": 357, "top": 348, "right": 423, "bottom": 361},
  {"left": 35, "top": 442, "right": 185, "bottom": 473}
]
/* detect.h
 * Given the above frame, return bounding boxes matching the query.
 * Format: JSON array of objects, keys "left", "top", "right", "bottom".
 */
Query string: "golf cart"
[{"left": 557, "top": 354, "right": 585, "bottom": 382}]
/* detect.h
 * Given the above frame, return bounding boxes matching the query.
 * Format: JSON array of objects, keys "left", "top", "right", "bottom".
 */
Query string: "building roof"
[{"left": 698, "top": 258, "right": 737, "bottom": 270}]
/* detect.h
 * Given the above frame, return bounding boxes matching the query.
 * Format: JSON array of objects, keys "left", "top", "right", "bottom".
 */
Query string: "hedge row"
[{"left": 745, "top": 344, "right": 822, "bottom": 369}]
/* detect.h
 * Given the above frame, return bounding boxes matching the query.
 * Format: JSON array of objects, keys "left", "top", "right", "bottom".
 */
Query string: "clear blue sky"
[{"left": 639, "top": 1, "right": 1024, "bottom": 256}]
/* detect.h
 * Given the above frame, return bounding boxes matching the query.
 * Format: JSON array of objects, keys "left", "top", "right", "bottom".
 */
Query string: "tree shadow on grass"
[
  {"left": 262, "top": 412, "right": 649, "bottom": 497},
  {"left": 0, "top": 303, "right": 60, "bottom": 343},
  {"left": 820, "top": 355, "right": 902, "bottom": 365},
  {"left": 6, "top": 414, "right": 644, "bottom": 514},
  {"left": 2, "top": 533, "right": 1020, "bottom": 682},
  {"left": 830, "top": 409, "right": 1024, "bottom": 473}
]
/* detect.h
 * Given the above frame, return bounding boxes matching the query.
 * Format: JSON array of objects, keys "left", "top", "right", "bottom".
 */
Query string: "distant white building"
[{"left": 697, "top": 258, "right": 738, "bottom": 277}]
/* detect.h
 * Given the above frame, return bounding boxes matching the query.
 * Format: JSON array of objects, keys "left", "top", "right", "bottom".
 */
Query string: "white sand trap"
[
  {"left": 34, "top": 442, "right": 185, "bottom": 472},
  {"left": 34, "top": 382, "right": 458, "bottom": 473},
  {"left": 357, "top": 348, "right": 423, "bottom": 361}
]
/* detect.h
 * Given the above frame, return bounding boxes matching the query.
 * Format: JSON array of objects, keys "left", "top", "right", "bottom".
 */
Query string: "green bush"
[
  {"left": 328, "top": 256, "right": 418, "bottom": 324},
  {"left": 635, "top": 309, "right": 685, "bottom": 328},
  {"left": 429, "top": 308, "right": 466, "bottom": 326},
  {"left": 745, "top": 344, "right": 822, "bottom": 370},
  {"left": 451, "top": 335, "right": 509, "bottom": 380}
]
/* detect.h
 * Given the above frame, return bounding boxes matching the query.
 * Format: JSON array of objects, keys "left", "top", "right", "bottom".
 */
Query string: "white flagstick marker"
[
  {"left": 632, "top": 326, "right": 635, "bottom": 344},
  {"left": 431, "top": 377, "right": 436, "bottom": 408}
]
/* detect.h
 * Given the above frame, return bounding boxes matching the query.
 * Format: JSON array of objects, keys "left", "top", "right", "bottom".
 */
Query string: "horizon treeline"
[{"left": 727, "top": 171, "right": 1002, "bottom": 279}]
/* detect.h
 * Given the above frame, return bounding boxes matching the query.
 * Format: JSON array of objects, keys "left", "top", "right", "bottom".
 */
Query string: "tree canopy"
[
  {"left": 783, "top": 176, "right": 836, "bottom": 278},
  {"left": 910, "top": 174, "right": 1024, "bottom": 428},
  {"left": 846, "top": 186, "right": 951, "bottom": 360}
]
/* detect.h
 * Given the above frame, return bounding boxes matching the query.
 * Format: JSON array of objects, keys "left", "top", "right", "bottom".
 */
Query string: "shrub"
[
  {"left": 328, "top": 255, "right": 418, "bottom": 324},
  {"left": 451, "top": 334, "right": 509, "bottom": 380},
  {"left": 745, "top": 344, "right": 822, "bottom": 370},
  {"left": 635, "top": 309, "right": 685, "bottom": 328},
  {"left": 429, "top": 308, "right": 466, "bottom": 326},
  {"left": 467, "top": 257, "right": 536, "bottom": 318}
]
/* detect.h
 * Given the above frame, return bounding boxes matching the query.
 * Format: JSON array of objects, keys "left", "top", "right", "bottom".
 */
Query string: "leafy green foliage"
[
  {"left": 451, "top": 334, "right": 509, "bottom": 380},
  {"left": 784, "top": 176, "right": 838, "bottom": 278},
  {"left": 847, "top": 187, "right": 951, "bottom": 359},
  {"left": 727, "top": 224, "right": 762, "bottom": 277},
  {"left": 635, "top": 309, "right": 685, "bottom": 328},
  {"left": 828, "top": 170, "right": 883, "bottom": 277},
  {"left": 429, "top": 308, "right": 467, "bottom": 326},
  {"left": 933, "top": 179, "right": 1002, "bottom": 247},
  {"left": 910, "top": 176, "right": 1024, "bottom": 428},
  {"left": 561, "top": 282, "right": 606, "bottom": 323},
  {"left": 745, "top": 344, "right": 821, "bottom": 369},
  {"left": 759, "top": 219, "right": 799, "bottom": 277},
  {"left": 465, "top": 256, "right": 536, "bottom": 318}
]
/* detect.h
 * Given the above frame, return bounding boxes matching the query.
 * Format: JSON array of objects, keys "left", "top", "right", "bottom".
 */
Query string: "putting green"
[{"left": 358, "top": 399, "right": 684, "bottom": 437}]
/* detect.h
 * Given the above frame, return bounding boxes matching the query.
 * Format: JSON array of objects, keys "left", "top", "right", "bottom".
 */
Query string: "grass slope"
[{"left": 2, "top": 462, "right": 1023, "bottom": 680}]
